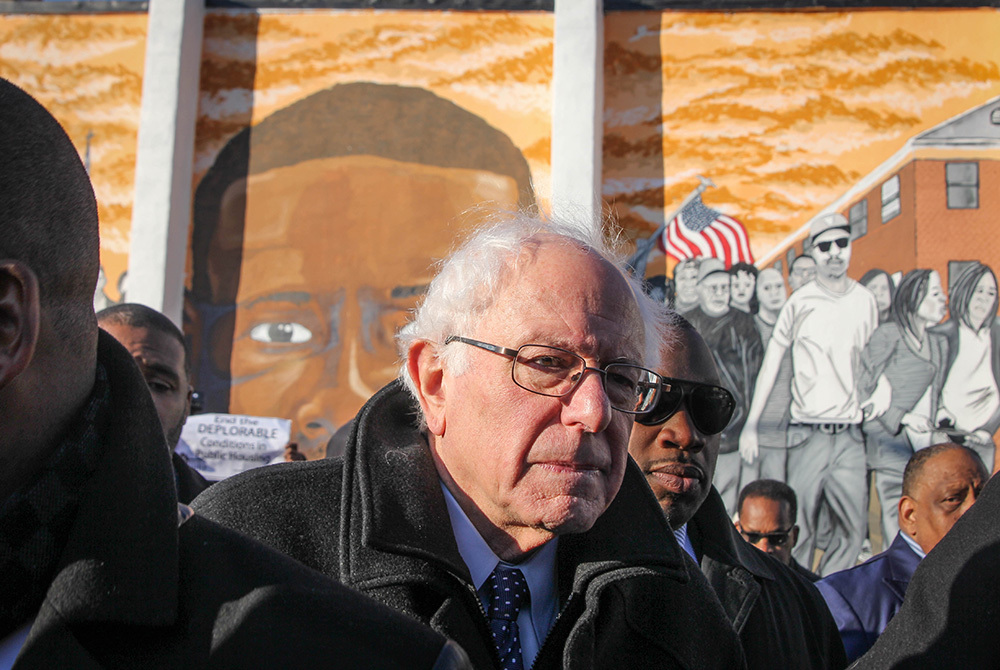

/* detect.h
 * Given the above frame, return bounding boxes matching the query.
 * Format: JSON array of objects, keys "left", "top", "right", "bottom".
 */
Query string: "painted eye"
[{"left": 249, "top": 322, "right": 312, "bottom": 344}]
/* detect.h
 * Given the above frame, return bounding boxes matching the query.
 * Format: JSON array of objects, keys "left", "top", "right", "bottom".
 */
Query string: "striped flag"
[{"left": 659, "top": 194, "right": 754, "bottom": 268}]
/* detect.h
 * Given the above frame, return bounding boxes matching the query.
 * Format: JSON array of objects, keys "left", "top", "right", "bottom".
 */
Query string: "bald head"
[{"left": 899, "top": 443, "right": 988, "bottom": 554}]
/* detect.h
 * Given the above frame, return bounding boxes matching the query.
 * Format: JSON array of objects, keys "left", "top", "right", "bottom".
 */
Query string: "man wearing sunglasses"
[
  {"left": 196, "top": 214, "right": 744, "bottom": 669},
  {"left": 629, "top": 320, "right": 846, "bottom": 670},
  {"left": 741, "top": 213, "right": 880, "bottom": 576},
  {"left": 737, "top": 479, "right": 819, "bottom": 582}
]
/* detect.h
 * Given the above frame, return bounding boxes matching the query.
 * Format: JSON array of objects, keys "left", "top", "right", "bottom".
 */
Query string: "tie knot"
[{"left": 487, "top": 564, "right": 530, "bottom": 621}]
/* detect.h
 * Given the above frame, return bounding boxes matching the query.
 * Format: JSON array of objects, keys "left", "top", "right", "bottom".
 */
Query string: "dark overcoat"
[
  {"left": 690, "top": 488, "right": 847, "bottom": 670},
  {"left": 13, "top": 332, "right": 462, "bottom": 669},
  {"left": 196, "top": 380, "right": 746, "bottom": 670}
]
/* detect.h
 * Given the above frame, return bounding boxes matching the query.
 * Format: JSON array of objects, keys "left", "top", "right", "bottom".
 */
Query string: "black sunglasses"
[
  {"left": 741, "top": 527, "right": 794, "bottom": 548},
  {"left": 635, "top": 377, "right": 736, "bottom": 435},
  {"left": 815, "top": 238, "right": 849, "bottom": 252}
]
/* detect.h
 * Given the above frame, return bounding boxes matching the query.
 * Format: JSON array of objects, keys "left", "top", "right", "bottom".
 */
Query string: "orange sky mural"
[
  {"left": 0, "top": 13, "right": 147, "bottom": 301},
  {"left": 604, "top": 9, "right": 1000, "bottom": 268}
]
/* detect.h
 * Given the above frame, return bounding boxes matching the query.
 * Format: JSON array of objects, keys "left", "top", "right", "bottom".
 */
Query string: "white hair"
[{"left": 397, "top": 207, "right": 676, "bottom": 404}]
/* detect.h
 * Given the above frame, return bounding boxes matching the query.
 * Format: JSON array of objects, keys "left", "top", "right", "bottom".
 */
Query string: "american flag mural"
[{"left": 659, "top": 194, "right": 754, "bottom": 268}]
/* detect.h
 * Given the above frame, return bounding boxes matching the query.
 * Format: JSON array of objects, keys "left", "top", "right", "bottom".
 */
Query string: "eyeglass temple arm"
[{"left": 443, "top": 336, "right": 519, "bottom": 358}]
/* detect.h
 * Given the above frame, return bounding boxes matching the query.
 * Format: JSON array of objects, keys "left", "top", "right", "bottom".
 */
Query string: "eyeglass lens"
[
  {"left": 635, "top": 379, "right": 735, "bottom": 435},
  {"left": 512, "top": 344, "right": 659, "bottom": 414}
]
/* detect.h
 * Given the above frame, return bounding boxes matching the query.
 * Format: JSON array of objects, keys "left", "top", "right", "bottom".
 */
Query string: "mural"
[
  {"left": 187, "top": 10, "right": 554, "bottom": 460},
  {"left": 0, "top": 12, "right": 147, "bottom": 307},
  {"left": 605, "top": 9, "right": 1000, "bottom": 573}
]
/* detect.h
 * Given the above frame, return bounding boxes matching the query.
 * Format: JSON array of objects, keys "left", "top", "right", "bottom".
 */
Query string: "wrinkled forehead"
[{"left": 480, "top": 239, "right": 646, "bottom": 363}]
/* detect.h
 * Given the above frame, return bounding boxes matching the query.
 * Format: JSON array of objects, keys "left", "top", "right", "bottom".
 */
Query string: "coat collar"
[
  {"left": 883, "top": 533, "right": 922, "bottom": 600},
  {"left": 345, "top": 380, "right": 689, "bottom": 591},
  {"left": 691, "top": 486, "right": 777, "bottom": 582},
  {"left": 34, "top": 331, "right": 180, "bottom": 629}
]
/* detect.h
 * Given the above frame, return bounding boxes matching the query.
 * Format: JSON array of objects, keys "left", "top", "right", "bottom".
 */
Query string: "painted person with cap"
[
  {"left": 740, "top": 213, "right": 880, "bottom": 576},
  {"left": 685, "top": 257, "right": 764, "bottom": 514}
]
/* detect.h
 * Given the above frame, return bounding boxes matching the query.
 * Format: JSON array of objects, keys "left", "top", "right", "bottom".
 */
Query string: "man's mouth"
[{"left": 646, "top": 462, "right": 705, "bottom": 495}]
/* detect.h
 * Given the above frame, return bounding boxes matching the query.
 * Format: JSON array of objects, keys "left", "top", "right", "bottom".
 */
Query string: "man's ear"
[
  {"left": 789, "top": 524, "right": 800, "bottom": 549},
  {"left": 406, "top": 340, "right": 447, "bottom": 436},
  {"left": 0, "top": 260, "right": 40, "bottom": 389},
  {"left": 898, "top": 496, "right": 917, "bottom": 537}
]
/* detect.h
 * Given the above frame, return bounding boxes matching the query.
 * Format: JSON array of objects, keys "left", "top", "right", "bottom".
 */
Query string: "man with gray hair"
[
  {"left": 196, "top": 212, "right": 744, "bottom": 669},
  {"left": 740, "top": 213, "right": 879, "bottom": 575}
]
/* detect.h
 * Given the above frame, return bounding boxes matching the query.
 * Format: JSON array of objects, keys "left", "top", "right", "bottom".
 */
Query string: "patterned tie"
[{"left": 486, "top": 564, "right": 530, "bottom": 670}]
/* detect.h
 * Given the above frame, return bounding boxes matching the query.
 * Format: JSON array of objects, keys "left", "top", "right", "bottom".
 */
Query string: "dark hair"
[
  {"left": 738, "top": 479, "right": 798, "bottom": 524},
  {"left": 189, "top": 82, "right": 536, "bottom": 304},
  {"left": 729, "top": 262, "right": 759, "bottom": 312},
  {"left": 0, "top": 77, "right": 99, "bottom": 346},
  {"left": 891, "top": 269, "right": 933, "bottom": 341},
  {"left": 97, "top": 303, "right": 190, "bottom": 376},
  {"left": 861, "top": 269, "right": 896, "bottom": 316},
  {"left": 902, "top": 443, "right": 987, "bottom": 498},
  {"left": 949, "top": 262, "right": 998, "bottom": 333}
]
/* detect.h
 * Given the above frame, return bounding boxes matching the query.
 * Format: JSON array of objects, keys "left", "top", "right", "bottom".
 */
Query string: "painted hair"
[
  {"left": 949, "top": 262, "right": 998, "bottom": 333},
  {"left": 891, "top": 269, "right": 933, "bottom": 341}
]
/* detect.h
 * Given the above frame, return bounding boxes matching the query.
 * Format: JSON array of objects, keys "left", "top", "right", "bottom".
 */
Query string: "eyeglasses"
[
  {"left": 815, "top": 238, "right": 849, "bottom": 253},
  {"left": 634, "top": 376, "right": 736, "bottom": 435},
  {"left": 444, "top": 336, "right": 661, "bottom": 414},
  {"left": 740, "top": 527, "right": 794, "bottom": 548}
]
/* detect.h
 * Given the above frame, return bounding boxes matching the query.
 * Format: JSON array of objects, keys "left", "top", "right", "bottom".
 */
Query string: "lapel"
[
  {"left": 691, "top": 487, "right": 773, "bottom": 632},
  {"left": 17, "top": 332, "right": 181, "bottom": 665},
  {"left": 883, "top": 534, "right": 922, "bottom": 603}
]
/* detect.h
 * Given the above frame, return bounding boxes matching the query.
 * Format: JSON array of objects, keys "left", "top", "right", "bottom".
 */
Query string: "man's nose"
[
  {"left": 658, "top": 407, "right": 705, "bottom": 452},
  {"left": 562, "top": 367, "right": 612, "bottom": 433}
]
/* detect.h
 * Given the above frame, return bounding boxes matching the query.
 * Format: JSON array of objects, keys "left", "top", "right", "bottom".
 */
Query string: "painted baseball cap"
[
  {"left": 696, "top": 257, "right": 728, "bottom": 283},
  {"left": 809, "top": 212, "right": 850, "bottom": 242}
]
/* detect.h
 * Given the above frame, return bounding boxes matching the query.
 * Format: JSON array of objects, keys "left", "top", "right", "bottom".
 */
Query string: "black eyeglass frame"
[
  {"left": 443, "top": 335, "right": 661, "bottom": 415},
  {"left": 740, "top": 526, "right": 795, "bottom": 548},
  {"left": 634, "top": 375, "right": 736, "bottom": 435},
  {"left": 815, "top": 237, "right": 849, "bottom": 252}
]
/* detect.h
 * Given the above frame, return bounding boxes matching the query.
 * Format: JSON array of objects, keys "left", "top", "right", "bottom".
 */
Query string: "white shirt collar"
[
  {"left": 899, "top": 531, "right": 927, "bottom": 560},
  {"left": 440, "top": 482, "right": 558, "bottom": 665}
]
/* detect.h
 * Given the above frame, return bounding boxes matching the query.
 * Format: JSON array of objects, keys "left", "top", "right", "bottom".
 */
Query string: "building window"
[
  {"left": 946, "top": 162, "right": 979, "bottom": 209},
  {"left": 786, "top": 247, "right": 796, "bottom": 271},
  {"left": 849, "top": 200, "right": 868, "bottom": 239},
  {"left": 881, "top": 176, "right": 900, "bottom": 223},
  {"left": 773, "top": 260, "right": 783, "bottom": 275}
]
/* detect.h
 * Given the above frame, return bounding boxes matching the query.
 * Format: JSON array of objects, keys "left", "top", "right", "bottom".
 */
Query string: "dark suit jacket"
[
  {"left": 690, "top": 488, "right": 847, "bottom": 670},
  {"left": 852, "top": 473, "right": 1000, "bottom": 669},
  {"left": 13, "top": 333, "right": 462, "bottom": 669},
  {"left": 172, "top": 451, "right": 212, "bottom": 504},
  {"left": 791, "top": 558, "right": 821, "bottom": 583},
  {"left": 816, "top": 533, "right": 921, "bottom": 663},
  {"left": 932, "top": 317, "right": 1000, "bottom": 434},
  {"left": 196, "top": 380, "right": 746, "bottom": 670}
]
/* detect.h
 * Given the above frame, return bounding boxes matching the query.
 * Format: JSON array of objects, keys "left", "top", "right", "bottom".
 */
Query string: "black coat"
[
  {"left": 13, "top": 332, "right": 462, "bottom": 669},
  {"left": 852, "top": 472, "right": 1000, "bottom": 669},
  {"left": 689, "top": 488, "right": 847, "bottom": 670},
  {"left": 196, "top": 380, "right": 746, "bottom": 670}
]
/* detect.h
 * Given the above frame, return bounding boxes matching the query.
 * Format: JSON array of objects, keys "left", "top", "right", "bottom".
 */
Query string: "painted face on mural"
[
  {"left": 756, "top": 268, "right": 787, "bottom": 313},
  {"left": 674, "top": 261, "right": 699, "bottom": 307},
  {"left": 207, "top": 155, "right": 520, "bottom": 458},
  {"left": 917, "top": 271, "right": 948, "bottom": 325},
  {"left": 697, "top": 273, "right": 730, "bottom": 317},
  {"left": 968, "top": 271, "right": 998, "bottom": 331},
  {"left": 865, "top": 273, "right": 893, "bottom": 317},
  {"left": 729, "top": 270, "right": 755, "bottom": 310},
  {"left": 810, "top": 229, "right": 851, "bottom": 281},
  {"left": 788, "top": 256, "right": 816, "bottom": 291}
]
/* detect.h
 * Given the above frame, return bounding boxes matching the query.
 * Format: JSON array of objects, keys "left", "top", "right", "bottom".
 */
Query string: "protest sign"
[{"left": 178, "top": 413, "right": 291, "bottom": 481}]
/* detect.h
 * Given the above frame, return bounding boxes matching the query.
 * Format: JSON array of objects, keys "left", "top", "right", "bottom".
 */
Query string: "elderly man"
[
  {"left": 788, "top": 254, "right": 817, "bottom": 291},
  {"left": 737, "top": 479, "right": 818, "bottom": 581},
  {"left": 628, "top": 319, "right": 845, "bottom": 670},
  {"left": 97, "top": 303, "right": 210, "bottom": 503},
  {"left": 817, "top": 444, "right": 987, "bottom": 663},
  {"left": 196, "top": 215, "right": 744, "bottom": 669},
  {"left": 0, "top": 77, "right": 463, "bottom": 668},
  {"left": 741, "top": 213, "right": 879, "bottom": 575},
  {"left": 685, "top": 258, "right": 763, "bottom": 514}
]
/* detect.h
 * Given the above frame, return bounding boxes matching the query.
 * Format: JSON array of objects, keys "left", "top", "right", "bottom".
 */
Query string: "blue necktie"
[{"left": 486, "top": 564, "right": 530, "bottom": 670}]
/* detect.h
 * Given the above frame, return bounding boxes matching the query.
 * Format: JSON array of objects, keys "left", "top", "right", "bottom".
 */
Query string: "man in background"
[
  {"left": 817, "top": 444, "right": 987, "bottom": 663},
  {"left": 788, "top": 254, "right": 817, "bottom": 291},
  {"left": 672, "top": 256, "right": 701, "bottom": 314},
  {"left": 737, "top": 479, "right": 818, "bottom": 582},
  {"left": 0, "top": 76, "right": 464, "bottom": 669},
  {"left": 629, "top": 319, "right": 845, "bottom": 669},
  {"left": 98, "top": 303, "right": 210, "bottom": 503}
]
